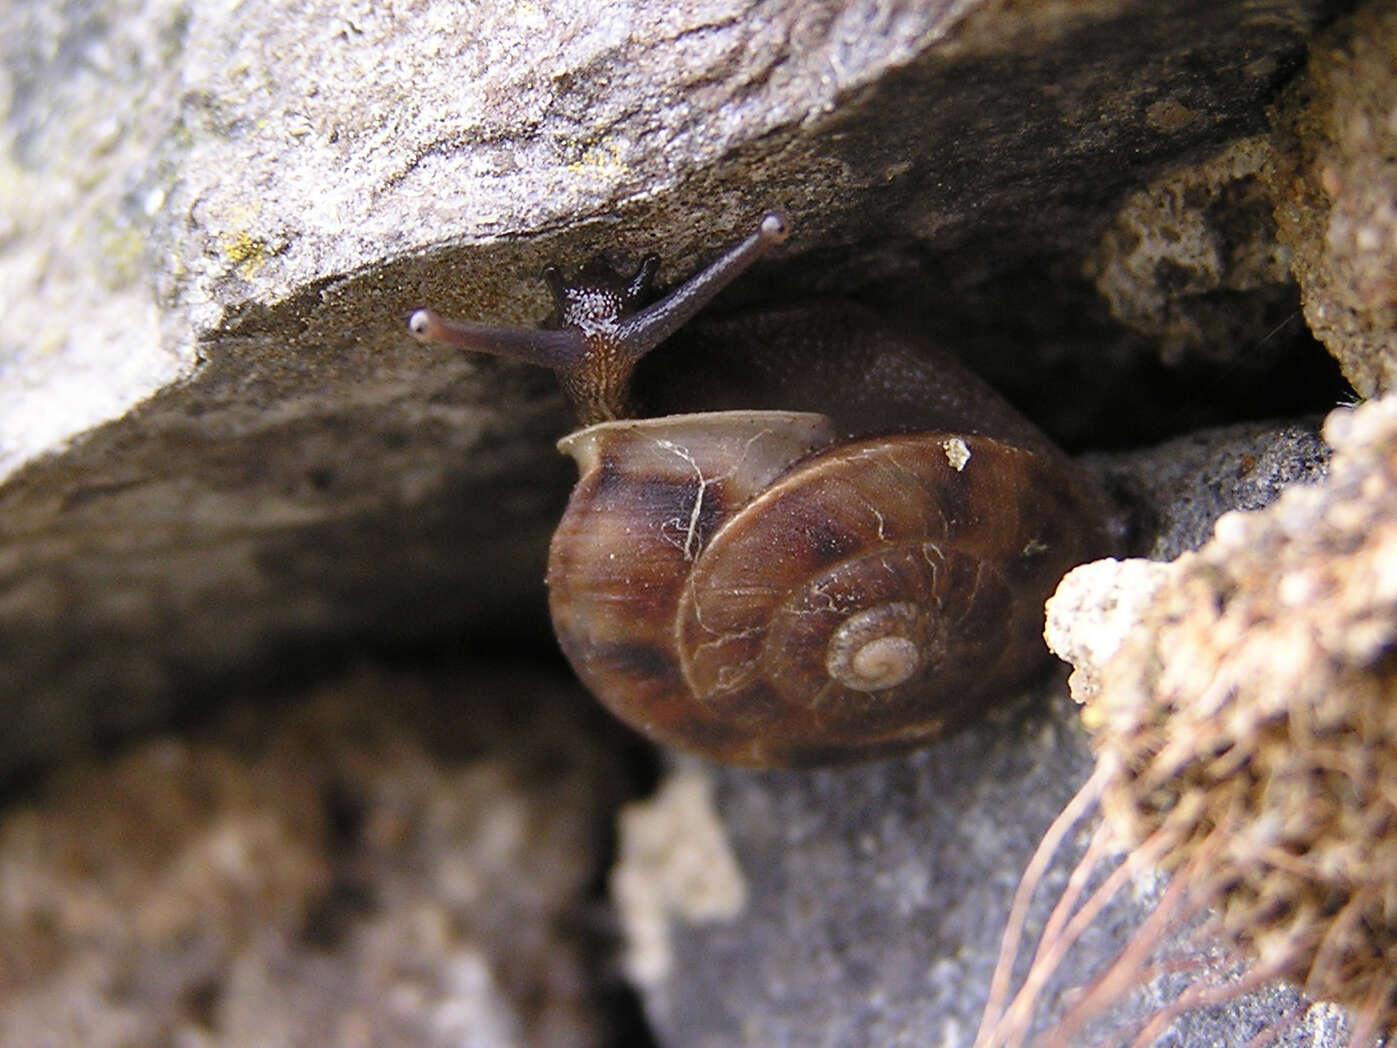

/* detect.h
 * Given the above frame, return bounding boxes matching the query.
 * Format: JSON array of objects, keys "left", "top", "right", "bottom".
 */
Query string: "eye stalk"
[{"left": 407, "top": 212, "right": 791, "bottom": 424}]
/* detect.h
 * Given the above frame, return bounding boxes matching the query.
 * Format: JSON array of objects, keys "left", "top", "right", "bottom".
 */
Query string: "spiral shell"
[
  {"left": 547, "top": 410, "right": 1115, "bottom": 767},
  {"left": 408, "top": 213, "right": 1122, "bottom": 765}
]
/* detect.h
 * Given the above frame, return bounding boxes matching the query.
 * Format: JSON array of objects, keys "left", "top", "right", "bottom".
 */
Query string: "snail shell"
[
  {"left": 409, "top": 213, "right": 1122, "bottom": 767},
  {"left": 548, "top": 412, "right": 1113, "bottom": 767}
]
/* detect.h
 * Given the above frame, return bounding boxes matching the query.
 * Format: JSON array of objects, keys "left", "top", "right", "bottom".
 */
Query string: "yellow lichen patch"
[
  {"left": 566, "top": 136, "right": 628, "bottom": 177},
  {"left": 98, "top": 225, "right": 148, "bottom": 290},
  {"left": 219, "top": 230, "right": 269, "bottom": 279}
]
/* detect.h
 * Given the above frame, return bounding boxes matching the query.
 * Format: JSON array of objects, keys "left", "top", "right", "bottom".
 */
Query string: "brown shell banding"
[
  {"left": 546, "top": 411, "right": 839, "bottom": 764},
  {"left": 674, "top": 436, "right": 1053, "bottom": 751},
  {"left": 548, "top": 416, "right": 1117, "bottom": 767}
]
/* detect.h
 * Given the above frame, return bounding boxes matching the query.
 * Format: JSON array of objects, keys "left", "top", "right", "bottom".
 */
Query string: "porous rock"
[
  {"left": 1086, "top": 136, "right": 1293, "bottom": 368},
  {"left": 1270, "top": 3, "right": 1397, "bottom": 398},
  {"left": 0, "top": 665, "right": 637, "bottom": 1048},
  {"left": 1047, "top": 392, "right": 1397, "bottom": 1033}
]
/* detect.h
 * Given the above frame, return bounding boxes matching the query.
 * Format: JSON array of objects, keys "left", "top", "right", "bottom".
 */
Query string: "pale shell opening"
[{"left": 555, "top": 410, "right": 835, "bottom": 478}]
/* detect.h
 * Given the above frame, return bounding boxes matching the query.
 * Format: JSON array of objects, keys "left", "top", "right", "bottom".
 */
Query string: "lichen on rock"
[{"left": 1045, "top": 391, "right": 1397, "bottom": 1031}]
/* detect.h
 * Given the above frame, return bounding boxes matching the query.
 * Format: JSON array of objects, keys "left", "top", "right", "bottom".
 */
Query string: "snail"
[{"left": 409, "top": 214, "right": 1122, "bottom": 767}]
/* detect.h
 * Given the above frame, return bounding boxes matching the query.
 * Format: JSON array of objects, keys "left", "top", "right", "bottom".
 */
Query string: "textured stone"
[
  {"left": 612, "top": 764, "right": 748, "bottom": 988},
  {"left": 1270, "top": 3, "right": 1397, "bottom": 398},
  {"left": 1084, "top": 417, "right": 1331, "bottom": 561},
  {"left": 0, "top": 665, "right": 640, "bottom": 1048},
  {"left": 1086, "top": 136, "right": 1293, "bottom": 367},
  {"left": 0, "top": 0, "right": 1342, "bottom": 775},
  {"left": 632, "top": 691, "right": 1101, "bottom": 1048}
]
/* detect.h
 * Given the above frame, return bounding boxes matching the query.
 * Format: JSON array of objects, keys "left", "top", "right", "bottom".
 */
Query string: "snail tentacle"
[
  {"left": 616, "top": 212, "right": 789, "bottom": 362},
  {"left": 410, "top": 214, "right": 789, "bottom": 424},
  {"left": 407, "top": 308, "right": 587, "bottom": 371}
]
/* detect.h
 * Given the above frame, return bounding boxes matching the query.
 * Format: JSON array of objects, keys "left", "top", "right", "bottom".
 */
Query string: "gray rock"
[
  {"left": 1087, "top": 416, "right": 1331, "bottom": 561},
  {"left": 0, "top": 0, "right": 1339, "bottom": 774},
  {"left": 0, "top": 664, "right": 638, "bottom": 1048}
]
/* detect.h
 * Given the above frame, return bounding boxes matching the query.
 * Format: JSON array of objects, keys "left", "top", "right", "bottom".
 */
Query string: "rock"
[
  {"left": 617, "top": 688, "right": 1099, "bottom": 1048},
  {"left": 612, "top": 764, "right": 748, "bottom": 989},
  {"left": 1043, "top": 557, "right": 1173, "bottom": 708},
  {"left": 0, "top": 665, "right": 643, "bottom": 1048},
  {"left": 1087, "top": 417, "right": 1331, "bottom": 561},
  {"left": 1042, "top": 392, "right": 1397, "bottom": 1041},
  {"left": 0, "top": 2, "right": 1376, "bottom": 1045},
  {"left": 1270, "top": 3, "right": 1397, "bottom": 398},
  {"left": 0, "top": 0, "right": 1342, "bottom": 774},
  {"left": 1086, "top": 136, "right": 1293, "bottom": 368}
]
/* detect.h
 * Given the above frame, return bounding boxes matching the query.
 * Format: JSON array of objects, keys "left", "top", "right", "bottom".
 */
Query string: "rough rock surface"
[
  {"left": 0, "top": 664, "right": 641, "bottom": 1048},
  {"left": 4, "top": 0, "right": 1321, "bottom": 480},
  {"left": 0, "top": 1, "right": 1377, "bottom": 1047},
  {"left": 1086, "top": 417, "right": 1332, "bottom": 561},
  {"left": 1045, "top": 393, "right": 1397, "bottom": 1039},
  {"left": 0, "top": 0, "right": 1342, "bottom": 775},
  {"left": 1086, "top": 136, "right": 1293, "bottom": 368},
  {"left": 1270, "top": 3, "right": 1397, "bottom": 398}
]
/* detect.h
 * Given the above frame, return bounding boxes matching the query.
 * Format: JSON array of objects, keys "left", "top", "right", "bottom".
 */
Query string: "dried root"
[{"left": 978, "top": 394, "right": 1397, "bottom": 1047}]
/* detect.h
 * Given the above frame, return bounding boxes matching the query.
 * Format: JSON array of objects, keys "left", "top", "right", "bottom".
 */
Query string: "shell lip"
[
  {"left": 555, "top": 410, "right": 834, "bottom": 454},
  {"left": 555, "top": 410, "right": 837, "bottom": 477}
]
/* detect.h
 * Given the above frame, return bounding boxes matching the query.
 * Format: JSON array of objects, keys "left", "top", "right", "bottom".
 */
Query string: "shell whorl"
[
  {"left": 548, "top": 417, "right": 1110, "bottom": 766},
  {"left": 673, "top": 441, "right": 1027, "bottom": 743},
  {"left": 825, "top": 603, "right": 925, "bottom": 691}
]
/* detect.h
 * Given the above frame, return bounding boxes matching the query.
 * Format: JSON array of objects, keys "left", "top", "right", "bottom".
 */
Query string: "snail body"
[{"left": 410, "top": 214, "right": 1120, "bottom": 766}]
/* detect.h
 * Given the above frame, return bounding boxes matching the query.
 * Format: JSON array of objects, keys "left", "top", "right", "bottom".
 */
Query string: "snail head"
[{"left": 408, "top": 213, "right": 790, "bottom": 424}]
